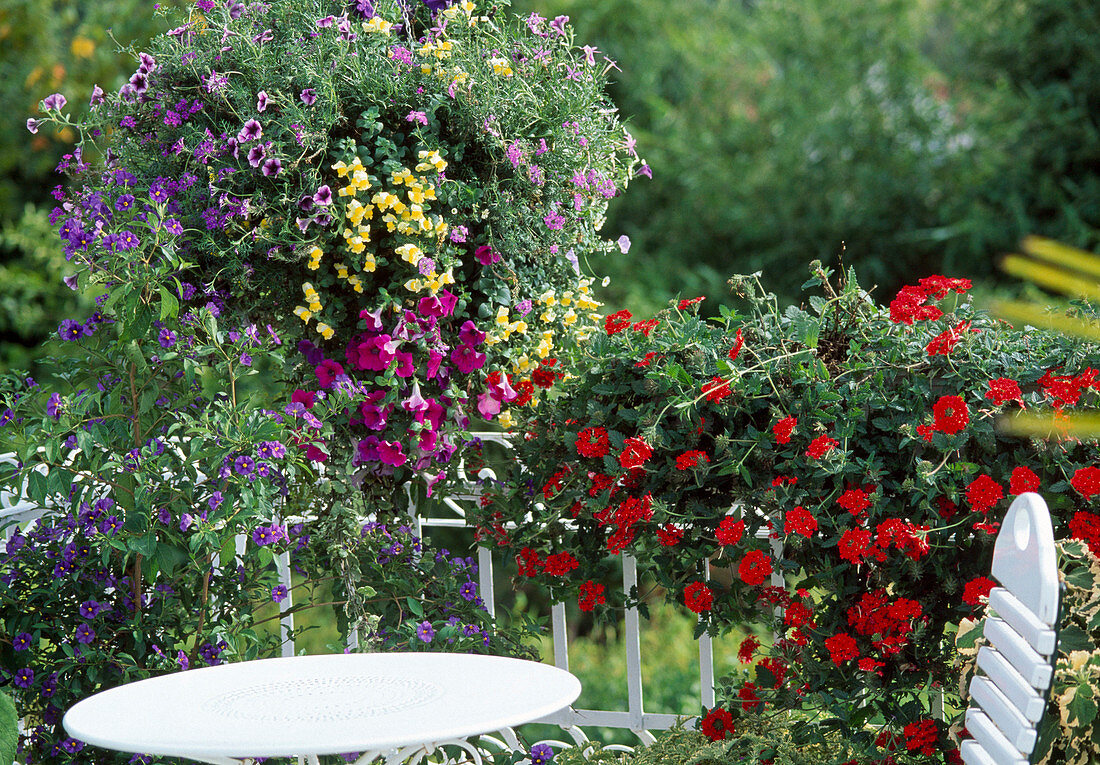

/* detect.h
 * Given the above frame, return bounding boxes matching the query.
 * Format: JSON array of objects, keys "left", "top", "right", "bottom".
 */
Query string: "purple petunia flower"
[
  {"left": 42, "top": 93, "right": 67, "bottom": 111},
  {"left": 99, "top": 515, "right": 121, "bottom": 535},
  {"left": 163, "top": 217, "right": 184, "bottom": 236},
  {"left": 75, "top": 623, "right": 96, "bottom": 644},
  {"left": 158, "top": 327, "right": 177, "bottom": 348},
  {"left": 237, "top": 119, "right": 262, "bottom": 143},
  {"left": 179, "top": 513, "right": 193, "bottom": 532},
  {"left": 13, "top": 632, "right": 32, "bottom": 651},
  {"left": 617, "top": 234, "right": 631, "bottom": 254},
  {"left": 46, "top": 392, "right": 63, "bottom": 419},
  {"left": 416, "top": 621, "right": 435, "bottom": 643},
  {"left": 299, "top": 88, "right": 317, "bottom": 106},
  {"left": 271, "top": 585, "right": 288, "bottom": 603},
  {"left": 89, "top": 84, "right": 105, "bottom": 106},
  {"left": 157, "top": 506, "right": 172, "bottom": 526},
  {"left": 58, "top": 319, "right": 84, "bottom": 341},
  {"left": 79, "top": 600, "right": 100, "bottom": 618},
  {"left": 208, "top": 491, "right": 224, "bottom": 511},
  {"left": 235, "top": 455, "right": 255, "bottom": 475},
  {"left": 312, "top": 185, "right": 333, "bottom": 206},
  {"left": 247, "top": 144, "right": 265, "bottom": 168},
  {"left": 177, "top": 650, "right": 189, "bottom": 670},
  {"left": 262, "top": 157, "right": 282, "bottom": 177},
  {"left": 0, "top": 408, "right": 13, "bottom": 427},
  {"left": 13, "top": 668, "right": 34, "bottom": 688},
  {"left": 61, "top": 738, "right": 84, "bottom": 755},
  {"left": 459, "top": 581, "right": 478, "bottom": 601},
  {"left": 256, "top": 90, "right": 269, "bottom": 112},
  {"left": 26, "top": 118, "right": 41, "bottom": 134}
]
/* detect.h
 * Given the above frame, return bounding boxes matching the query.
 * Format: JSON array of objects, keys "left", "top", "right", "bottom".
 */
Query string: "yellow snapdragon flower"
[
  {"left": 498, "top": 410, "right": 515, "bottom": 429},
  {"left": 363, "top": 16, "right": 392, "bottom": 34},
  {"left": 489, "top": 57, "right": 513, "bottom": 77},
  {"left": 416, "top": 149, "right": 447, "bottom": 173},
  {"left": 293, "top": 306, "right": 312, "bottom": 323},
  {"left": 396, "top": 243, "right": 423, "bottom": 266},
  {"left": 316, "top": 322, "right": 335, "bottom": 340}
]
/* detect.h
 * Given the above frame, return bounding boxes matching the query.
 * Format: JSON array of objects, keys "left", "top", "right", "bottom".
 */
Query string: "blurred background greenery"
[{"left": 2, "top": 0, "right": 1098, "bottom": 370}]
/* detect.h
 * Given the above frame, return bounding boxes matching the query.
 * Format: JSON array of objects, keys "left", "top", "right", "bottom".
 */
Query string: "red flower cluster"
[
  {"left": 757, "top": 657, "right": 787, "bottom": 689},
  {"left": 678, "top": 296, "right": 705, "bottom": 309},
  {"left": 961, "top": 576, "right": 996, "bottom": 607},
  {"left": 926, "top": 320, "right": 973, "bottom": 357},
  {"left": 634, "top": 351, "right": 659, "bottom": 367},
  {"left": 541, "top": 465, "right": 571, "bottom": 500},
  {"left": 632, "top": 318, "right": 658, "bottom": 337},
  {"left": 738, "top": 682, "right": 762, "bottom": 711},
  {"left": 837, "top": 528, "right": 876, "bottom": 565},
  {"left": 1070, "top": 466, "right": 1100, "bottom": 500},
  {"left": 836, "top": 488, "right": 872, "bottom": 515},
  {"left": 542, "top": 551, "right": 579, "bottom": 576},
  {"left": 1009, "top": 465, "right": 1040, "bottom": 495},
  {"left": 1038, "top": 367, "right": 1099, "bottom": 410},
  {"left": 575, "top": 426, "right": 610, "bottom": 458},
  {"left": 875, "top": 518, "right": 930, "bottom": 561},
  {"left": 684, "top": 581, "right": 714, "bottom": 613},
  {"left": 737, "top": 635, "right": 760, "bottom": 663},
  {"left": 903, "top": 719, "right": 939, "bottom": 757},
  {"left": 888, "top": 276, "right": 971, "bottom": 324},
  {"left": 700, "top": 707, "right": 734, "bottom": 742},
  {"left": 847, "top": 590, "right": 923, "bottom": 656},
  {"left": 516, "top": 547, "right": 543, "bottom": 576},
  {"left": 784, "top": 505, "right": 818, "bottom": 537},
  {"left": 805, "top": 433, "right": 839, "bottom": 459},
  {"left": 727, "top": 329, "right": 744, "bottom": 361},
  {"left": 578, "top": 580, "right": 606, "bottom": 612},
  {"left": 675, "top": 450, "right": 709, "bottom": 470},
  {"left": 656, "top": 523, "right": 684, "bottom": 547},
  {"left": 824, "top": 632, "right": 859, "bottom": 666},
  {"left": 597, "top": 493, "right": 654, "bottom": 555},
  {"left": 772, "top": 415, "right": 797, "bottom": 444},
  {"left": 716, "top": 516, "right": 745, "bottom": 545},
  {"left": 739, "top": 549, "right": 773, "bottom": 586},
  {"left": 619, "top": 437, "right": 653, "bottom": 469},
  {"left": 965, "top": 474, "right": 1004, "bottom": 515},
  {"left": 702, "top": 376, "right": 733, "bottom": 402},
  {"left": 531, "top": 358, "right": 563, "bottom": 389},
  {"left": 604, "top": 309, "right": 633, "bottom": 335},
  {"left": 1069, "top": 510, "right": 1100, "bottom": 555},
  {"left": 932, "top": 394, "right": 969, "bottom": 435},
  {"left": 986, "top": 377, "right": 1024, "bottom": 406}
]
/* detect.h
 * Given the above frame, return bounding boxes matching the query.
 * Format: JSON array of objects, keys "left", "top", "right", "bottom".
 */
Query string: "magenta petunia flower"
[
  {"left": 26, "top": 118, "right": 41, "bottom": 134},
  {"left": 42, "top": 93, "right": 67, "bottom": 111},
  {"left": 262, "top": 157, "right": 282, "bottom": 177},
  {"left": 247, "top": 144, "right": 265, "bottom": 168},
  {"left": 451, "top": 344, "right": 485, "bottom": 374},
  {"left": 300, "top": 88, "right": 317, "bottom": 106},
  {"left": 458, "top": 320, "right": 486, "bottom": 346},
  {"left": 237, "top": 119, "right": 262, "bottom": 143},
  {"left": 256, "top": 90, "right": 269, "bottom": 112},
  {"left": 474, "top": 245, "right": 501, "bottom": 265},
  {"left": 378, "top": 440, "right": 407, "bottom": 467},
  {"left": 313, "top": 185, "right": 333, "bottom": 206}
]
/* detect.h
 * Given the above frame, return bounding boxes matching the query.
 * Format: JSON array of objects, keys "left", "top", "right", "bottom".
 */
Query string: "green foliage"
[
  {"left": 0, "top": 689, "right": 16, "bottom": 765},
  {"left": 482, "top": 265, "right": 1100, "bottom": 761}
]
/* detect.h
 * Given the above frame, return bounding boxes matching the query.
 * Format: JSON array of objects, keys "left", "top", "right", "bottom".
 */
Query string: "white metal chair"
[{"left": 961, "top": 492, "right": 1063, "bottom": 765}]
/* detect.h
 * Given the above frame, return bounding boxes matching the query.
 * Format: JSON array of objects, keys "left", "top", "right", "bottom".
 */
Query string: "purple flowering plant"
[{"left": 19, "top": 0, "right": 642, "bottom": 654}]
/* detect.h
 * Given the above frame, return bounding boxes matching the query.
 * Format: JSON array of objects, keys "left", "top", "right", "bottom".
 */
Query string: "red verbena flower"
[
  {"left": 926, "top": 321, "right": 973, "bottom": 357},
  {"left": 903, "top": 719, "right": 939, "bottom": 757},
  {"left": 784, "top": 601, "right": 814, "bottom": 628},
  {"left": 824, "top": 632, "right": 859, "bottom": 666},
  {"left": 716, "top": 517, "right": 745, "bottom": 546},
  {"left": 836, "top": 488, "right": 871, "bottom": 515},
  {"left": 738, "top": 682, "right": 762, "bottom": 711},
  {"left": 531, "top": 366, "right": 557, "bottom": 389},
  {"left": 632, "top": 318, "right": 658, "bottom": 337},
  {"left": 684, "top": 581, "right": 713, "bottom": 613},
  {"left": 516, "top": 547, "right": 543, "bottom": 577},
  {"left": 635, "top": 351, "right": 659, "bottom": 367},
  {"left": 737, "top": 635, "right": 760, "bottom": 663},
  {"left": 739, "top": 549, "right": 772, "bottom": 586},
  {"left": 773, "top": 415, "right": 797, "bottom": 444},
  {"left": 656, "top": 523, "right": 684, "bottom": 547},
  {"left": 875, "top": 518, "right": 930, "bottom": 560},
  {"left": 619, "top": 437, "right": 653, "bottom": 469},
  {"left": 604, "top": 309, "right": 633, "bottom": 335},
  {"left": 837, "top": 528, "right": 877, "bottom": 565},
  {"left": 578, "top": 580, "right": 606, "bottom": 612},
  {"left": 858, "top": 657, "right": 885, "bottom": 673},
  {"left": 1069, "top": 510, "right": 1100, "bottom": 555},
  {"left": 758, "top": 657, "right": 787, "bottom": 689},
  {"left": 728, "top": 329, "right": 744, "bottom": 361},
  {"left": 575, "top": 426, "right": 610, "bottom": 458},
  {"left": 932, "top": 395, "right": 969, "bottom": 435},
  {"left": 805, "top": 433, "right": 839, "bottom": 459},
  {"left": 1071, "top": 466, "right": 1100, "bottom": 500},
  {"left": 702, "top": 376, "right": 733, "bottom": 402},
  {"left": 700, "top": 707, "right": 734, "bottom": 742},
  {"left": 784, "top": 505, "right": 818, "bottom": 537},
  {"left": 962, "top": 576, "right": 996, "bottom": 607},
  {"left": 965, "top": 474, "right": 1004, "bottom": 515},
  {"left": 986, "top": 377, "right": 1024, "bottom": 406},
  {"left": 542, "top": 551, "right": 579, "bottom": 576},
  {"left": 1009, "top": 466, "right": 1040, "bottom": 495},
  {"left": 678, "top": 296, "right": 705, "bottom": 309},
  {"left": 919, "top": 275, "right": 972, "bottom": 299},
  {"left": 675, "top": 450, "right": 709, "bottom": 470}
]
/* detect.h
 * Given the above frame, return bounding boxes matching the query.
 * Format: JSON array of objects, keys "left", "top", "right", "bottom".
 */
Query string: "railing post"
[{"left": 622, "top": 554, "right": 645, "bottom": 732}]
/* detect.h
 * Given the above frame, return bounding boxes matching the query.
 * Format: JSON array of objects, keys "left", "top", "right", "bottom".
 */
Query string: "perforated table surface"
[{"left": 63, "top": 652, "right": 581, "bottom": 765}]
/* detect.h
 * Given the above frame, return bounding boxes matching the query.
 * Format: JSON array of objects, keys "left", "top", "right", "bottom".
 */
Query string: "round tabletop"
[{"left": 63, "top": 652, "right": 581, "bottom": 760}]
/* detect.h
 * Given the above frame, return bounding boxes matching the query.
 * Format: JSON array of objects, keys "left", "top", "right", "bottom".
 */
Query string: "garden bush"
[
  {"left": 478, "top": 264, "right": 1100, "bottom": 761},
  {"left": 0, "top": 0, "right": 640, "bottom": 761}
]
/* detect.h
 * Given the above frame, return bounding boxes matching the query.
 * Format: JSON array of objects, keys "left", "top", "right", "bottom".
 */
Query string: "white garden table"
[{"left": 63, "top": 652, "right": 581, "bottom": 765}]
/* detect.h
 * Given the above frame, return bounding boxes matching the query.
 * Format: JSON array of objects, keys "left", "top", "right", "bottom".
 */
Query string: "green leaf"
[
  {"left": 27, "top": 469, "right": 47, "bottom": 504},
  {"left": 1058, "top": 624, "right": 1092, "bottom": 654},
  {"left": 158, "top": 285, "right": 179, "bottom": 321},
  {"left": 405, "top": 597, "right": 424, "bottom": 618},
  {"left": 1067, "top": 682, "right": 1098, "bottom": 728},
  {"left": 0, "top": 691, "right": 17, "bottom": 765}
]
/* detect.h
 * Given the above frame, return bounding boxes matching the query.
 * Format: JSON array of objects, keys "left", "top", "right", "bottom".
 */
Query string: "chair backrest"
[{"left": 960, "top": 492, "right": 1062, "bottom": 765}]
